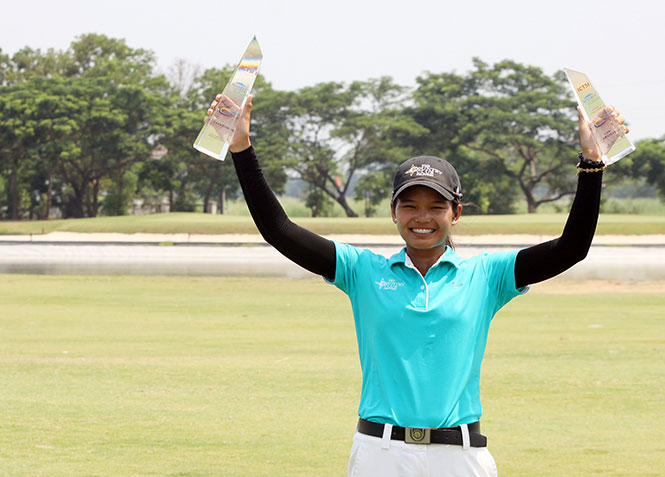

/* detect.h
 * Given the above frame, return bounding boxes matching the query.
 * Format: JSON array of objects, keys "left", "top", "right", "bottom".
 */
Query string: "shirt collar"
[{"left": 388, "top": 246, "right": 462, "bottom": 269}]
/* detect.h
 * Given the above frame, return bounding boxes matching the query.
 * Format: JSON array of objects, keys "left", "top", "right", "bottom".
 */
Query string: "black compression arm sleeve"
[
  {"left": 514, "top": 168, "right": 603, "bottom": 289},
  {"left": 230, "top": 146, "right": 336, "bottom": 280}
]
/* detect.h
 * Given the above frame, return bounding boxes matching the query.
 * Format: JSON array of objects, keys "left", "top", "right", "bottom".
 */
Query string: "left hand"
[{"left": 578, "top": 105, "right": 629, "bottom": 161}]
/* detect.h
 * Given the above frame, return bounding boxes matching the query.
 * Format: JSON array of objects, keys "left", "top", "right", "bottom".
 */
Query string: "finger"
[
  {"left": 221, "top": 95, "right": 240, "bottom": 109},
  {"left": 207, "top": 106, "right": 215, "bottom": 116},
  {"left": 242, "top": 95, "right": 253, "bottom": 118},
  {"left": 215, "top": 93, "right": 222, "bottom": 101},
  {"left": 577, "top": 106, "right": 587, "bottom": 127},
  {"left": 208, "top": 100, "right": 218, "bottom": 113},
  {"left": 622, "top": 124, "right": 630, "bottom": 134},
  {"left": 615, "top": 114, "right": 625, "bottom": 125}
]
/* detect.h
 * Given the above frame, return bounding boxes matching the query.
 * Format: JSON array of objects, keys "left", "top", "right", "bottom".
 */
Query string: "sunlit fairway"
[{"left": 1, "top": 275, "right": 664, "bottom": 476}]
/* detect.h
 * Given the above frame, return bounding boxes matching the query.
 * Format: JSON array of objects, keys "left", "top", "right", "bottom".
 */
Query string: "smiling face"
[{"left": 391, "top": 185, "right": 462, "bottom": 258}]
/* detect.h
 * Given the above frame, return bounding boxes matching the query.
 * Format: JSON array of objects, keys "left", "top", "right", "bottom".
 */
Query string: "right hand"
[{"left": 205, "top": 94, "right": 253, "bottom": 153}]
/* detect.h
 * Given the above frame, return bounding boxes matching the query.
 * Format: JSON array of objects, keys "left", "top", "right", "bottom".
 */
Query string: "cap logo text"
[{"left": 405, "top": 164, "right": 442, "bottom": 178}]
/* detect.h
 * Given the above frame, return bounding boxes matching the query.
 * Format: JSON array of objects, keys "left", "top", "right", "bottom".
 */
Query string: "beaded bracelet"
[{"left": 576, "top": 151, "right": 606, "bottom": 176}]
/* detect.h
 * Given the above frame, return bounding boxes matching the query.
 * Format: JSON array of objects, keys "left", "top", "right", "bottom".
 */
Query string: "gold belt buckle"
[{"left": 405, "top": 427, "right": 431, "bottom": 444}]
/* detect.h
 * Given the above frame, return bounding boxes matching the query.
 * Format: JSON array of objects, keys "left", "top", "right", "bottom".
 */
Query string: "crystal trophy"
[
  {"left": 564, "top": 68, "right": 635, "bottom": 165},
  {"left": 193, "top": 36, "right": 263, "bottom": 160}
]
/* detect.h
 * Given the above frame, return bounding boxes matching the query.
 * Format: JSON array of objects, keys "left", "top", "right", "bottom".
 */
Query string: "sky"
[{"left": 1, "top": 0, "right": 664, "bottom": 141}]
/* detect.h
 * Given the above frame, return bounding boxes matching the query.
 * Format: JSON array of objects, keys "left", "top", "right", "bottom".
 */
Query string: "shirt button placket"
[{"left": 414, "top": 281, "right": 428, "bottom": 310}]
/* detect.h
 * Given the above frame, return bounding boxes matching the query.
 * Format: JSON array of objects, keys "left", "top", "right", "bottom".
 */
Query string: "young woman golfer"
[{"left": 207, "top": 95, "right": 627, "bottom": 476}]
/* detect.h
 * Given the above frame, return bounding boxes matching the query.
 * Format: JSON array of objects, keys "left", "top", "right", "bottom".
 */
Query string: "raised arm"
[
  {"left": 514, "top": 106, "right": 628, "bottom": 289},
  {"left": 219, "top": 96, "right": 336, "bottom": 280}
]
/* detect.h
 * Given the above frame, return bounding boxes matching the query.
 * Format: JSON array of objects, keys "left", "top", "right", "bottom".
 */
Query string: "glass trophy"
[
  {"left": 564, "top": 68, "right": 635, "bottom": 165},
  {"left": 193, "top": 36, "right": 263, "bottom": 160}
]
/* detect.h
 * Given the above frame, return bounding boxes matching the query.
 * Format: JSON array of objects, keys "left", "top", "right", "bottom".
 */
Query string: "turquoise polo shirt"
[{"left": 329, "top": 241, "right": 526, "bottom": 428}]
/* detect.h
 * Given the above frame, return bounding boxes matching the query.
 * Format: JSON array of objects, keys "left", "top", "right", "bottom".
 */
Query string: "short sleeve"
[
  {"left": 325, "top": 241, "right": 362, "bottom": 294},
  {"left": 481, "top": 249, "right": 528, "bottom": 310}
]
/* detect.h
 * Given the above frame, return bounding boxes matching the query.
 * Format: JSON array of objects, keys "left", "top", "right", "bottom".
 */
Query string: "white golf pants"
[{"left": 348, "top": 430, "right": 498, "bottom": 477}]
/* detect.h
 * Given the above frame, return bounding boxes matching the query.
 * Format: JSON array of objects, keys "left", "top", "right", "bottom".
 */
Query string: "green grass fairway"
[
  {"left": 2, "top": 211, "right": 665, "bottom": 236},
  {"left": 1, "top": 276, "right": 664, "bottom": 476}
]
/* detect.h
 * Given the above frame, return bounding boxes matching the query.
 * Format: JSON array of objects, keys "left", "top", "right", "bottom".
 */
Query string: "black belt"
[{"left": 357, "top": 418, "right": 487, "bottom": 447}]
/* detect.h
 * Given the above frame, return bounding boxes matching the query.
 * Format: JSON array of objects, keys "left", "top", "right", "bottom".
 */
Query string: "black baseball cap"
[{"left": 391, "top": 156, "right": 462, "bottom": 203}]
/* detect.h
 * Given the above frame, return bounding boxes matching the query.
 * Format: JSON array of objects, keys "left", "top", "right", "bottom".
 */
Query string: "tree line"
[{"left": 1, "top": 34, "right": 664, "bottom": 220}]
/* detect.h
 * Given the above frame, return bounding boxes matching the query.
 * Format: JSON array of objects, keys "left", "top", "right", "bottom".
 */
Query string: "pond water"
[{"left": 1, "top": 243, "right": 664, "bottom": 280}]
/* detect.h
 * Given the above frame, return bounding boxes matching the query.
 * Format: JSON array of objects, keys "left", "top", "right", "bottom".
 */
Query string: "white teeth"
[{"left": 412, "top": 228, "right": 434, "bottom": 234}]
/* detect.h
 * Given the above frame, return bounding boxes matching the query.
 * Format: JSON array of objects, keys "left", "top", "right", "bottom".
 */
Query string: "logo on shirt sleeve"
[{"left": 375, "top": 278, "right": 405, "bottom": 291}]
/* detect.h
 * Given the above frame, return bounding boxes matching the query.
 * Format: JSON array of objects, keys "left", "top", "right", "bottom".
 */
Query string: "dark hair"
[{"left": 446, "top": 200, "right": 460, "bottom": 250}]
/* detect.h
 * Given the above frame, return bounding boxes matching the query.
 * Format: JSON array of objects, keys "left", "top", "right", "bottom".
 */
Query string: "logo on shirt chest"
[{"left": 375, "top": 278, "right": 405, "bottom": 291}]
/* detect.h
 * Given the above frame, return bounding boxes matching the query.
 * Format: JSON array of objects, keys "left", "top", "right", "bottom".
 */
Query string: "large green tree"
[
  {"left": 411, "top": 59, "right": 579, "bottom": 213},
  {"left": 0, "top": 83, "right": 37, "bottom": 219},
  {"left": 0, "top": 35, "right": 167, "bottom": 219},
  {"left": 0, "top": 47, "right": 74, "bottom": 219},
  {"left": 52, "top": 35, "right": 167, "bottom": 217},
  {"left": 59, "top": 79, "right": 163, "bottom": 217},
  {"left": 627, "top": 136, "right": 665, "bottom": 199},
  {"left": 289, "top": 78, "right": 426, "bottom": 217},
  {"left": 23, "top": 78, "right": 80, "bottom": 219},
  {"left": 144, "top": 66, "right": 293, "bottom": 214},
  {"left": 0, "top": 46, "right": 63, "bottom": 86},
  {"left": 0, "top": 48, "right": 9, "bottom": 84}
]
